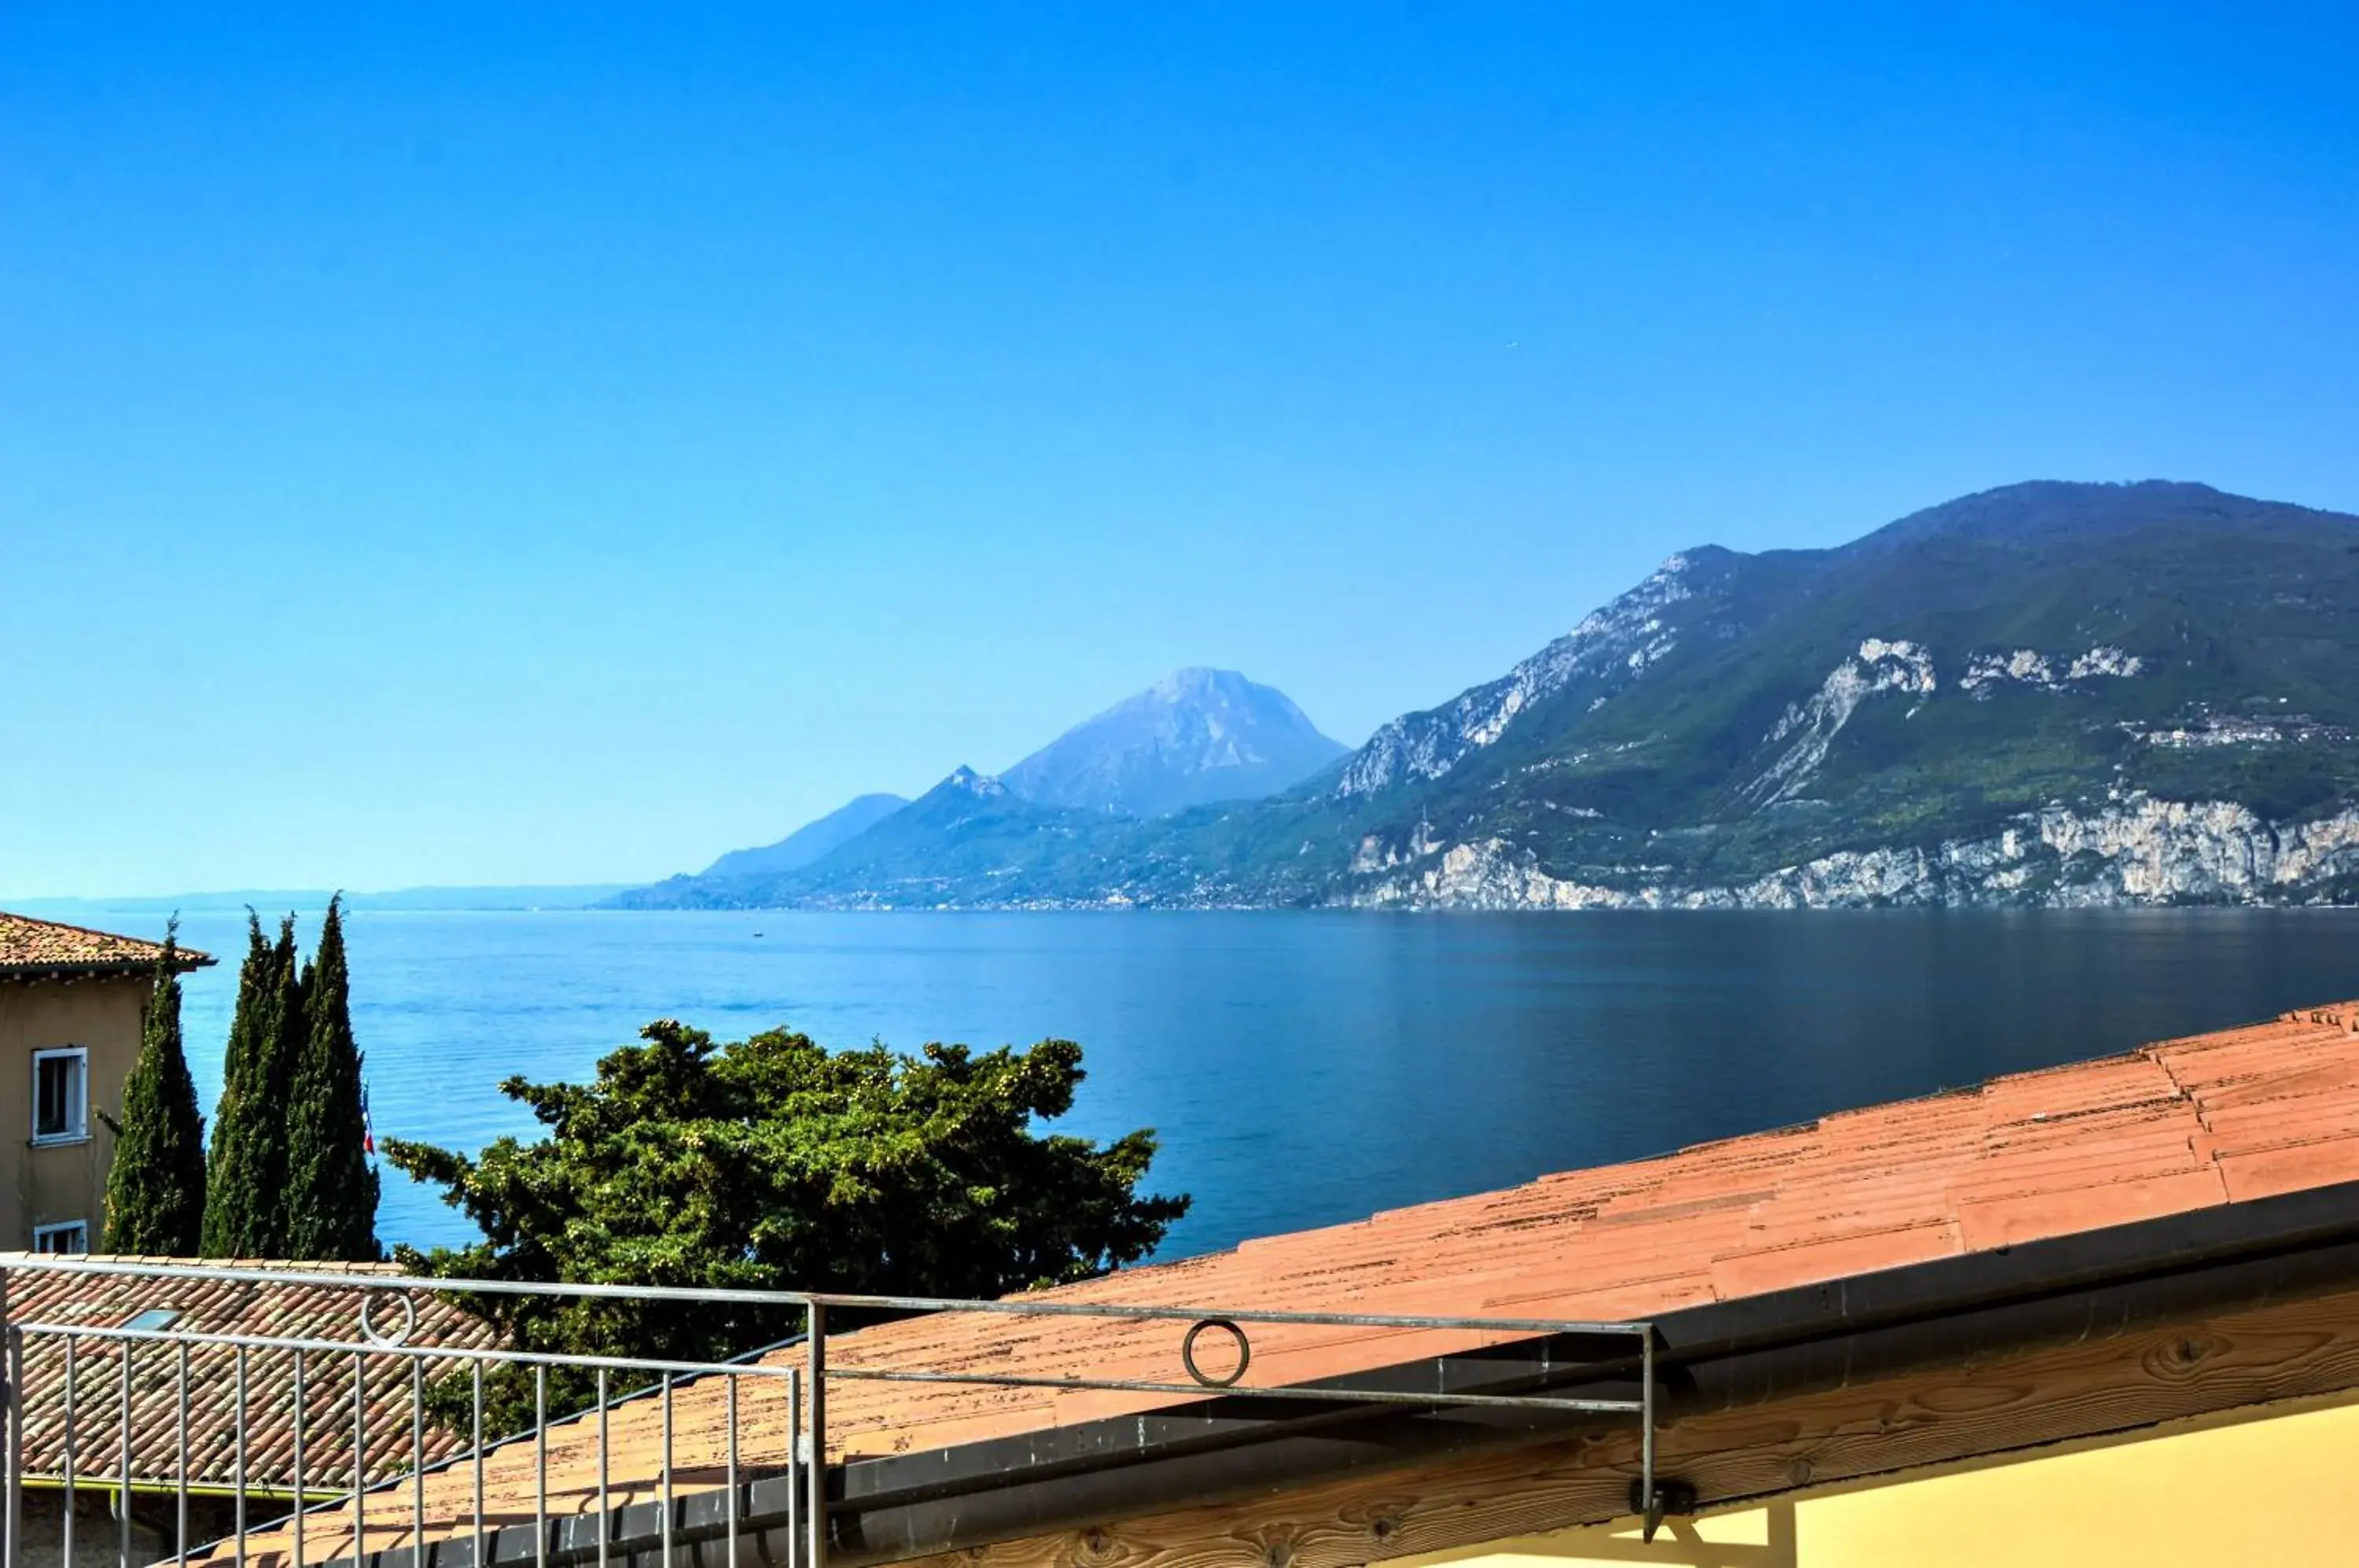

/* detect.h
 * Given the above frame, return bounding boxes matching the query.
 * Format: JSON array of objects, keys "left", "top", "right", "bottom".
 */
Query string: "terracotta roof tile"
[
  {"left": 2214, "top": 1132, "right": 2359, "bottom": 1202},
  {"left": 1953, "top": 1165, "right": 2232, "bottom": 1250},
  {"left": 0, "top": 913, "right": 214, "bottom": 977},
  {"left": 1709, "top": 1219, "right": 1963, "bottom": 1300}
]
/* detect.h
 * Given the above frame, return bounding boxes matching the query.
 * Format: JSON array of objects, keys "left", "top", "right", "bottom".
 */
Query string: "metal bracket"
[
  {"left": 1630, "top": 1325, "right": 1694, "bottom": 1542},
  {"left": 1630, "top": 1477, "right": 1697, "bottom": 1541}
]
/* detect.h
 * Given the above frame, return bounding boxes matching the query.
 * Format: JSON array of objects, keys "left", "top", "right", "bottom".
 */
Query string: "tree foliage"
[
  {"left": 386, "top": 1021, "right": 1187, "bottom": 1417},
  {"left": 102, "top": 922, "right": 208, "bottom": 1254},
  {"left": 284, "top": 897, "right": 380, "bottom": 1261},
  {"left": 201, "top": 915, "right": 305, "bottom": 1257}
]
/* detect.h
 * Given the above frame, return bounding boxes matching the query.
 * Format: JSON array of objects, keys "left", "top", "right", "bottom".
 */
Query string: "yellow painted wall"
[
  {"left": 1394, "top": 1393, "right": 2359, "bottom": 1568},
  {"left": 0, "top": 976, "right": 144, "bottom": 1249}
]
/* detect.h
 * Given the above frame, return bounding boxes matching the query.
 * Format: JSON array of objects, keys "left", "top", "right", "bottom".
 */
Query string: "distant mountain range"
[
  {"left": 616, "top": 668, "right": 1351, "bottom": 909},
  {"left": 12, "top": 885, "right": 632, "bottom": 916},
  {"left": 616, "top": 481, "right": 2359, "bottom": 910}
]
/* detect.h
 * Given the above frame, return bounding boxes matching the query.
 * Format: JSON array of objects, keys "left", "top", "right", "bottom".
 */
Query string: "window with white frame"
[
  {"left": 32, "top": 1220, "right": 88, "bottom": 1254},
  {"left": 31, "top": 1047, "right": 87, "bottom": 1144}
]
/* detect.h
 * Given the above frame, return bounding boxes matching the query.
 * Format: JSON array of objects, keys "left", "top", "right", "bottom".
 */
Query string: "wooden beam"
[{"left": 884, "top": 1283, "right": 2359, "bottom": 1568}]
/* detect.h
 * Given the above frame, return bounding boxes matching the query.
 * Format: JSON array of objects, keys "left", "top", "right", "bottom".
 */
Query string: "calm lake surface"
[{"left": 83, "top": 907, "right": 2359, "bottom": 1260}]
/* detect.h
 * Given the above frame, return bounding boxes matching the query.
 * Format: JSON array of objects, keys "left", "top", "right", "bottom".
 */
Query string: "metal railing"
[{"left": 0, "top": 1259, "right": 1662, "bottom": 1568}]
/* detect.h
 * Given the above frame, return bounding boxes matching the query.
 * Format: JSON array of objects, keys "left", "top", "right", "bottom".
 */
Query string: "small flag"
[{"left": 362, "top": 1082, "right": 377, "bottom": 1156}]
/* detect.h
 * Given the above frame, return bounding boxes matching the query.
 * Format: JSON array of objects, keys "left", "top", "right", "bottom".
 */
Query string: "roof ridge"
[
  {"left": 0, "top": 1252, "right": 406, "bottom": 1272},
  {"left": 0, "top": 910, "right": 214, "bottom": 972},
  {"left": 0, "top": 907, "right": 171, "bottom": 945}
]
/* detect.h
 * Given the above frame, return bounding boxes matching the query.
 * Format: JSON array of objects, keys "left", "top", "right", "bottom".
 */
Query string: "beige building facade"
[{"left": 0, "top": 913, "right": 211, "bottom": 1251}]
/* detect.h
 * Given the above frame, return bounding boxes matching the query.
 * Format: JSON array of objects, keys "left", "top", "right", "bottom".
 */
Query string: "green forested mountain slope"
[
  {"left": 622, "top": 481, "right": 2359, "bottom": 909},
  {"left": 1297, "top": 480, "right": 2359, "bottom": 906}
]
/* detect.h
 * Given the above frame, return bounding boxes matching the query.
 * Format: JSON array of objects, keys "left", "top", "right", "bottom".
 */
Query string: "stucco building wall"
[
  {"left": 0, "top": 975, "right": 143, "bottom": 1248},
  {"left": 1400, "top": 1393, "right": 2359, "bottom": 1568}
]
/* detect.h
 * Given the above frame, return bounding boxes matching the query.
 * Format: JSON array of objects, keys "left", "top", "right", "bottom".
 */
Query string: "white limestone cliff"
[{"left": 1344, "top": 797, "right": 2359, "bottom": 910}]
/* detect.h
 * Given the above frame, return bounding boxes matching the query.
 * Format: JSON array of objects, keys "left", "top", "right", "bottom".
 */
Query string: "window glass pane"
[
  {"left": 35, "top": 1223, "right": 86, "bottom": 1255},
  {"left": 35, "top": 1058, "right": 64, "bottom": 1136},
  {"left": 34, "top": 1054, "right": 82, "bottom": 1139}
]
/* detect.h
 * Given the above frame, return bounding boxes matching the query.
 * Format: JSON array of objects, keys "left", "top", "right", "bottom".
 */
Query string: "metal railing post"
[
  {"left": 723, "top": 1375, "right": 739, "bottom": 1568},
  {"left": 1639, "top": 1327, "right": 1660, "bottom": 1543},
  {"left": 410, "top": 1360, "right": 426, "bottom": 1568},
  {"left": 784, "top": 1370, "right": 799, "bottom": 1568},
  {"left": 0, "top": 1268, "right": 11, "bottom": 1568},
  {"left": 63, "top": 1335, "right": 78, "bottom": 1568},
  {"left": 117, "top": 1340, "right": 133, "bottom": 1568},
  {"left": 596, "top": 1367, "right": 609, "bottom": 1568},
  {"left": 470, "top": 1360, "right": 484, "bottom": 1562},
  {"left": 232, "top": 1345, "right": 248, "bottom": 1568},
  {"left": 174, "top": 1340, "right": 188, "bottom": 1568},
  {"left": 353, "top": 1349, "right": 368, "bottom": 1566},
  {"left": 660, "top": 1375, "right": 674, "bottom": 1568},
  {"left": 4, "top": 1324, "right": 21, "bottom": 1568},
  {"left": 293, "top": 1349, "right": 307, "bottom": 1568},
  {"left": 804, "top": 1305, "right": 825, "bottom": 1568},
  {"left": 533, "top": 1366, "right": 547, "bottom": 1568}
]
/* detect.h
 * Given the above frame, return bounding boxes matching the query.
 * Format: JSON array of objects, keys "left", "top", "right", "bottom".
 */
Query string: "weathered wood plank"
[{"left": 887, "top": 1285, "right": 2359, "bottom": 1568}]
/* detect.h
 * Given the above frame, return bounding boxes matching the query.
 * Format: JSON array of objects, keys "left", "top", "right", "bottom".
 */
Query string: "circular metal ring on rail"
[
  {"left": 359, "top": 1290, "right": 419, "bottom": 1348},
  {"left": 1180, "top": 1316, "right": 1252, "bottom": 1389}
]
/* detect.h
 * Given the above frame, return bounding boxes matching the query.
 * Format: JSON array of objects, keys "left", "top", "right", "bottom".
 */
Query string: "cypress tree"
[
  {"left": 201, "top": 913, "right": 304, "bottom": 1257},
  {"left": 102, "top": 921, "right": 208, "bottom": 1253},
  {"left": 285, "top": 896, "right": 380, "bottom": 1261}
]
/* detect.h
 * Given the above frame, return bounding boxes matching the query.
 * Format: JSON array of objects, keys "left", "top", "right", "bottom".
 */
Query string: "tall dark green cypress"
[
  {"left": 102, "top": 921, "right": 208, "bottom": 1253},
  {"left": 284, "top": 896, "right": 380, "bottom": 1261},
  {"left": 201, "top": 913, "right": 304, "bottom": 1257}
]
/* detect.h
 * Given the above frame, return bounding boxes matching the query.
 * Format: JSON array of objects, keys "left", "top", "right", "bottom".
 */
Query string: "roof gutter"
[
  {"left": 337, "top": 1176, "right": 2359, "bottom": 1568},
  {"left": 0, "top": 956, "right": 217, "bottom": 984}
]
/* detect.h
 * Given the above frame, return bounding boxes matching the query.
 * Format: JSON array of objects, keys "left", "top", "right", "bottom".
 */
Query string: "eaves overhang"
[{"left": 0, "top": 955, "right": 217, "bottom": 985}]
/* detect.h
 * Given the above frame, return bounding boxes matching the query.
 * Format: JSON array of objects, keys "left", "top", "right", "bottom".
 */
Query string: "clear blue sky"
[{"left": 5, "top": 3, "right": 2355, "bottom": 896}]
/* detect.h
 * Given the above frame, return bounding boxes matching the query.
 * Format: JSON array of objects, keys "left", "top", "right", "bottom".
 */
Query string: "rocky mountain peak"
[
  {"left": 999, "top": 669, "right": 1348, "bottom": 817},
  {"left": 938, "top": 765, "right": 1008, "bottom": 798}
]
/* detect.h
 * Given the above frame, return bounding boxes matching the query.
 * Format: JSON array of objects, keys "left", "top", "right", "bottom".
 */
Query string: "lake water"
[{"left": 81, "top": 907, "right": 2359, "bottom": 1261}]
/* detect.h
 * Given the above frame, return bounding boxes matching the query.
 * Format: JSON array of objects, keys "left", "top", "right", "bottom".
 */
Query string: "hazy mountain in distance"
[
  {"left": 5, "top": 885, "right": 633, "bottom": 915},
  {"left": 999, "top": 668, "right": 1349, "bottom": 817},
  {"left": 734, "top": 766, "right": 1124, "bottom": 907},
  {"left": 699, "top": 793, "right": 910, "bottom": 880},
  {"left": 608, "top": 669, "right": 1344, "bottom": 908},
  {"left": 610, "top": 767, "right": 1131, "bottom": 910}
]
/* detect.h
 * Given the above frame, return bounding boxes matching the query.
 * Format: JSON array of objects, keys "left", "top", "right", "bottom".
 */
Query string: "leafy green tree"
[
  {"left": 101, "top": 922, "right": 208, "bottom": 1253},
  {"left": 285, "top": 896, "right": 380, "bottom": 1261},
  {"left": 387, "top": 1021, "right": 1187, "bottom": 1425},
  {"left": 201, "top": 915, "right": 304, "bottom": 1257}
]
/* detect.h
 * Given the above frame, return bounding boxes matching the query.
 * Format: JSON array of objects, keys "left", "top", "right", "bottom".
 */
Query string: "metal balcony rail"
[{"left": 0, "top": 1259, "right": 1661, "bottom": 1568}]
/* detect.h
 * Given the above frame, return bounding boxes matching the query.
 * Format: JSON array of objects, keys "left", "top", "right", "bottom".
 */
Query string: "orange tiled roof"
[
  {"left": 0, "top": 912, "right": 214, "bottom": 978},
  {"left": 2, "top": 1257, "right": 506, "bottom": 1493},
  {"left": 214, "top": 999, "right": 2359, "bottom": 1564}
]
